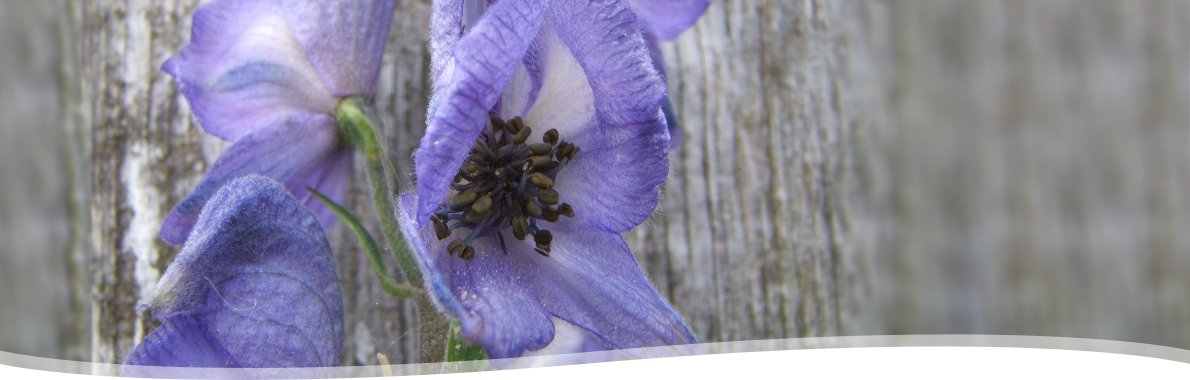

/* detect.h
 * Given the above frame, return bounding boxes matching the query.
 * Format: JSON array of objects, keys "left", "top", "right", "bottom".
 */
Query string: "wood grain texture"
[
  {"left": 856, "top": 0, "right": 1190, "bottom": 347},
  {"left": 3, "top": 0, "right": 1186, "bottom": 369},
  {"left": 626, "top": 0, "right": 866, "bottom": 341},
  {"left": 0, "top": 1, "right": 89, "bottom": 361}
]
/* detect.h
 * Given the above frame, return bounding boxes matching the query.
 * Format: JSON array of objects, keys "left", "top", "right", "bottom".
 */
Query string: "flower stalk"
[
  {"left": 334, "top": 97, "right": 451, "bottom": 363},
  {"left": 334, "top": 97, "right": 423, "bottom": 286}
]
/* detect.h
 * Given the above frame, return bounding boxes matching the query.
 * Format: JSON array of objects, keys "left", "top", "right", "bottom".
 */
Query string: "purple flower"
[
  {"left": 160, "top": 0, "right": 395, "bottom": 244},
  {"left": 404, "top": 0, "right": 696, "bottom": 360},
  {"left": 123, "top": 175, "right": 343, "bottom": 376},
  {"left": 627, "top": 0, "right": 710, "bottom": 41}
]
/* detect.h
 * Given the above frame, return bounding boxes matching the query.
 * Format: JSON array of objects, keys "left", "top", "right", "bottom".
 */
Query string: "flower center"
[{"left": 431, "top": 116, "right": 579, "bottom": 260}]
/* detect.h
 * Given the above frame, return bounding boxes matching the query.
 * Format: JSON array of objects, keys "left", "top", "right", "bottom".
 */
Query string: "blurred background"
[{"left": 0, "top": 0, "right": 1186, "bottom": 365}]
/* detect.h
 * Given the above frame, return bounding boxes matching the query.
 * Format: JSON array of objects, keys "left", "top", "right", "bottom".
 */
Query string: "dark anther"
[
  {"left": 524, "top": 201, "right": 542, "bottom": 217},
  {"left": 541, "top": 206, "right": 560, "bottom": 222},
  {"left": 556, "top": 203, "right": 575, "bottom": 219},
  {"left": 533, "top": 230, "right": 553, "bottom": 256},
  {"left": 512, "top": 125, "right": 531, "bottom": 145},
  {"left": 449, "top": 190, "right": 478, "bottom": 211},
  {"left": 511, "top": 215, "right": 529, "bottom": 240},
  {"left": 528, "top": 173, "right": 553, "bottom": 188},
  {"left": 432, "top": 215, "right": 451, "bottom": 240},
  {"left": 529, "top": 143, "right": 553, "bottom": 156},
  {"left": 447, "top": 239, "right": 465, "bottom": 256},
  {"left": 538, "top": 188, "right": 559, "bottom": 205},
  {"left": 471, "top": 194, "right": 493, "bottom": 214},
  {"left": 490, "top": 117, "right": 507, "bottom": 130},
  {"left": 529, "top": 155, "right": 554, "bottom": 169},
  {"left": 431, "top": 116, "right": 579, "bottom": 260},
  {"left": 463, "top": 210, "right": 485, "bottom": 224}
]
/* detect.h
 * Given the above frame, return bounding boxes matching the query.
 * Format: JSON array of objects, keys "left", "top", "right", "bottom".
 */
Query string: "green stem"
[
  {"left": 334, "top": 98, "right": 423, "bottom": 286},
  {"left": 309, "top": 188, "right": 417, "bottom": 299},
  {"left": 445, "top": 319, "right": 487, "bottom": 365},
  {"left": 334, "top": 97, "right": 449, "bottom": 364}
]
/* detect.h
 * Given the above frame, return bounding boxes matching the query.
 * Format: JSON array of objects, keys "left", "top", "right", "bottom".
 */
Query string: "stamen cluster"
[{"left": 431, "top": 116, "right": 579, "bottom": 259}]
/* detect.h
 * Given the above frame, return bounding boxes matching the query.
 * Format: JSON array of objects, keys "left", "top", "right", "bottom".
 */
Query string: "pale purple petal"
[
  {"left": 625, "top": 0, "right": 710, "bottom": 41},
  {"left": 546, "top": 0, "right": 671, "bottom": 233},
  {"left": 642, "top": 32, "right": 683, "bottom": 148},
  {"left": 282, "top": 0, "right": 396, "bottom": 96},
  {"left": 286, "top": 148, "right": 353, "bottom": 236},
  {"left": 398, "top": 194, "right": 695, "bottom": 360},
  {"left": 124, "top": 175, "right": 342, "bottom": 374},
  {"left": 415, "top": 0, "right": 550, "bottom": 223},
  {"left": 160, "top": 113, "right": 345, "bottom": 245},
  {"left": 429, "top": 0, "right": 464, "bottom": 85},
  {"left": 398, "top": 194, "right": 555, "bottom": 359},
  {"left": 163, "top": 0, "right": 338, "bottom": 141},
  {"left": 516, "top": 25, "right": 594, "bottom": 137}
]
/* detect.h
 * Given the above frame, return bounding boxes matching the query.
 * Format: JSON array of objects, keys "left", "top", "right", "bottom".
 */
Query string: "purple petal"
[
  {"left": 398, "top": 193, "right": 696, "bottom": 360},
  {"left": 415, "top": 0, "right": 549, "bottom": 223},
  {"left": 283, "top": 0, "right": 396, "bottom": 96},
  {"left": 124, "top": 175, "right": 342, "bottom": 373},
  {"left": 163, "top": 0, "right": 339, "bottom": 141},
  {"left": 287, "top": 148, "right": 353, "bottom": 236},
  {"left": 515, "top": 25, "right": 594, "bottom": 138},
  {"left": 124, "top": 315, "right": 238, "bottom": 370},
  {"left": 160, "top": 113, "right": 345, "bottom": 245},
  {"left": 429, "top": 0, "right": 464, "bottom": 85},
  {"left": 625, "top": 0, "right": 710, "bottom": 41},
  {"left": 546, "top": 0, "right": 672, "bottom": 233},
  {"left": 642, "top": 32, "right": 683, "bottom": 148}
]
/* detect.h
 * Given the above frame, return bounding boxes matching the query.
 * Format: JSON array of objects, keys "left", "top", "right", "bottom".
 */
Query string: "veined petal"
[
  {"left": 416, "top": 0, "right": 551, "bottom": 223},
  {"left": 642, "top": 32, "right": 684, "bottom": 148},
  {"left": 287, "top": 148, "right": 353, "bottom": 235},
  {"left": 124, "top": 176, "right": 342, "bottom": 374},
  {"left": 398, "top": 193, "right": 695, "bottom": 360},
  {"left": 398, "top": 194, "right": 556, "bottom": 360},
  {"left": 429, "top": 0, "right": 464, "bottom": 85},
  {"left": 625, "top": 0, "right": 710, "bottom": 41},
  {"left": 518, "top": 216, "right": 697, "bottom": 351},
  {"left": 281, "top": 0, "right": 395, "bottom": 96},
  {"left": 547, "top": 0, "right": 671, "bottom": 233},
  {"left": 160, "top": 113, "right": 344, "bottom": 245},
  {"left": 163, "top": 0, "right": 338, "bottom": 141}
]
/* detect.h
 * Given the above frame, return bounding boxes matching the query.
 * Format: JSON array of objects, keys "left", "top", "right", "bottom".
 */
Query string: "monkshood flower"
[
  {"left": 122, "top": 175, "right": 343, "bottom": 377},
  {"left": 405, "top": 0, "right": 696, "bottom": 360},
  {"left": 159, "top": 0, "right": 395, "bottom": 244}
]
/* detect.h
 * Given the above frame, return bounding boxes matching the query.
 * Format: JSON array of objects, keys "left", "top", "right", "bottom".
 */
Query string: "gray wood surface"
[
  {"left": 855, "top": 0, "right": 1190, "bottom": 347},
  {"left": 0, "top": 0, "right": 1186, "bottom": 369}
]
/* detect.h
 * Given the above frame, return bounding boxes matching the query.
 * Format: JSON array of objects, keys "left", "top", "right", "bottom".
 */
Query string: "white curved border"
[{"left": 3, "top": 335, "right": 1190, "bottom": 377}]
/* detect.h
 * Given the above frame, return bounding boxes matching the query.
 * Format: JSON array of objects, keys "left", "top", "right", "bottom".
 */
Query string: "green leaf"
[{"left": 309, "top": 188, "right": 418, "bottom": 299}]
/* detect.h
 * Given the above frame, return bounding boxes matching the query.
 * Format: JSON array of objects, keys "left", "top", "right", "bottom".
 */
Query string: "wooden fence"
[{"left": 0, "top": 0, "right": 1185, "bottom": 366}]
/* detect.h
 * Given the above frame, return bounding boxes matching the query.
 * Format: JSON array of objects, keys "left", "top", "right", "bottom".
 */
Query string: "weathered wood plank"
[
  {"left": 855, "top": 0, "right": 1190, "bottom": 346},
  {"left": 3, "top": 0, "right": 1185, "bottom": 367},
  {"left": 626, "top": 0, "right": 865, "bottom": 342}
]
